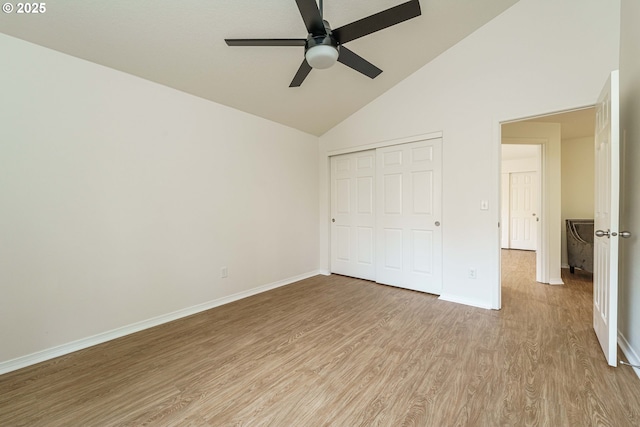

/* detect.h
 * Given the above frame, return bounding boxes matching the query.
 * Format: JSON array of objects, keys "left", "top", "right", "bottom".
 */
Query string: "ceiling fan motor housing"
[{"left": 305, "top": 20, "right": 339, "bottom": 53}]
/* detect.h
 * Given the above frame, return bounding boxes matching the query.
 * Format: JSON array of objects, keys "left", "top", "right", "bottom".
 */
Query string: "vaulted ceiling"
[{"left": 0, "top": 0, "right": 519, "bottom": 135}]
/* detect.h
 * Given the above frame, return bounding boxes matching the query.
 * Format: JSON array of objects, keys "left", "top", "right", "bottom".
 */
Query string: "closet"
[{"left": 330, "top": 138, "right": 442, "bottom": 294}]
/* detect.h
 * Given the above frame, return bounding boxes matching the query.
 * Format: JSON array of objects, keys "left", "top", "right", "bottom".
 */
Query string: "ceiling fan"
[{"left": 225, "top": 0, "right": 422, "bottom": 87}]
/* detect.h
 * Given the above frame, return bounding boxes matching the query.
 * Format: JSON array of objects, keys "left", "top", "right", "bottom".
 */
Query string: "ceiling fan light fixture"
[{"left": 305, "top": 44, "right": 339, "bottom": 69}]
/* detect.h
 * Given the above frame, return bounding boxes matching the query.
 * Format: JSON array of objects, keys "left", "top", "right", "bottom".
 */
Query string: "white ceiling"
[
  {"left": 503, "top": 107, "right": 596, "bottom": 142},
  {"left": 502, "top": 107, "right": 596, "bottom": 160},
  {"left": 525, "top": 108, "right": 596, "bottom": 140},
  {"left": 0, "top": 0, "right": 519, "bottom": 136}
]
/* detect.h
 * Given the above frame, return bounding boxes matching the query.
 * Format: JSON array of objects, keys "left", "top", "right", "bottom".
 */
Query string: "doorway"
[{"left": 499, "top": 108, "right": 596, "bottom": 287}]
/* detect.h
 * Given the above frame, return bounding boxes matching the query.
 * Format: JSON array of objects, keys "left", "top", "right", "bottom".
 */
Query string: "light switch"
[{"left": 480, "top": 200, "right": 489, "bottom": 210}]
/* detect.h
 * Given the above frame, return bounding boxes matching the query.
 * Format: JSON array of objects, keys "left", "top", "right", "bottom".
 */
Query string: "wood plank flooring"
[{"left": 1, "top": 249, "right": 639, "bottom": 426}]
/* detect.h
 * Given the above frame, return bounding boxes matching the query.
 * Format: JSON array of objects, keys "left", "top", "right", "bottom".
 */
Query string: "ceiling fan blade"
[
  {"left": 333, "top": 0, "right": 421, "bottom": 44},
  {"left": 290, "top": 60, "right": 313, "bottom": 87},
  {"left": 225, "top": 39, "right": 306, "bottom": 47},
  {"left": 295, "top": 0, "right": 326, "bottom": 36},
  {"left": 337, "top": 47, "right": 382, "bottom": 79}
]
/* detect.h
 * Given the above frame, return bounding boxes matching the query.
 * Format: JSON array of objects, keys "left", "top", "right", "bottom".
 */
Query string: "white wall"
[
  {"left": 319, "top": 0, "right": 620, "bottom": 308},
  {"left": 561, "top": 137, "right": 595, "bottom": 267},
  {"left": 618, "top": 0, "right": 640, "bottom": 374},
  {"left": 501, "top": 157, "right": 538, "bottom": 174},
  {"left": 0, "top": 34, "right": 319, "bottom": 367}
]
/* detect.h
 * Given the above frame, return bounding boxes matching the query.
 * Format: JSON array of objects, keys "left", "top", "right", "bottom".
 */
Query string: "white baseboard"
[
  {"left": 438, "top": 293, "right": 493, "bottom": 310},
  {"left": 318, "top": 269, "right": 331, "bottom": 276},
  {"left": 0, "top": 270, "right": 322, "bottom": 376},
  {"left": 618, "top": 330, "right": 640, "bottom": 380},
  {"left": 549, "top": 277, "right": 564, "bottom": 285}
]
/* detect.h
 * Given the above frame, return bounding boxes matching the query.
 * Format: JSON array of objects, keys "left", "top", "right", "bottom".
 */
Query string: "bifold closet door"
[
  {"left": 376, "top": 140, "right": 442, "bottom": 294},
  {"left": 330, "top": 150, "right": 376, "bottom": 281}
]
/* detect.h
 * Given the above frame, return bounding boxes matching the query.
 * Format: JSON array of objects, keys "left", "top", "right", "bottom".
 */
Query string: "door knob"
[
  {"left": 620, "top": 231, "right": 632, "bottom": 238},
  {"left": 595, "top": 229, "right": 610, "bottom": 238},
  {"left": 331, "top": 218, "right": 335, "bottom": 223},
  {"left": 435, "top": 221, "right": 440, "bottom": 226}
]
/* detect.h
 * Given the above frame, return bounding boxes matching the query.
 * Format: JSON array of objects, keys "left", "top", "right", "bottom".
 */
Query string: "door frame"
[{"left": 492, "top": 106, "right": 594, "bottom": 309}]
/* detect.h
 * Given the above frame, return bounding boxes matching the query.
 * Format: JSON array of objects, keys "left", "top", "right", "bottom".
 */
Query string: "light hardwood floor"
[{"left": 1, "top": 250, "right": 639, "bottom": 426}]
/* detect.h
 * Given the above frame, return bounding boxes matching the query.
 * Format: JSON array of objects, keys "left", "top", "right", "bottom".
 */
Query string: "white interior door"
[
  {"left": 376, "top": 139, "right": 442, "bottom": 294},
  {"left": 594, "top": 70, "right": 620, "bottom": 367},
  {"left": 509, "top": 171, "right": 538, "bottom": 251},
  {"left": 330, "top": 150, "right": 376, "bottom": 280}
]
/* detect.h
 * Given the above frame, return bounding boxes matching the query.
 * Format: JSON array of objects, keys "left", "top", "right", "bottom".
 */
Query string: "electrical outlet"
[
  {"left": 468, "top": 268, "right": 477, "bottom": 279},
  {"left": 221, "top": 267, "right": 228, "bottom": 278}
]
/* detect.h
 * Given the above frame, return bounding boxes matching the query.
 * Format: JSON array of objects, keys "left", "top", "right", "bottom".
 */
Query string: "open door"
[{"left": 593, "top": 70, "right": 620, "bottom": 367}]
